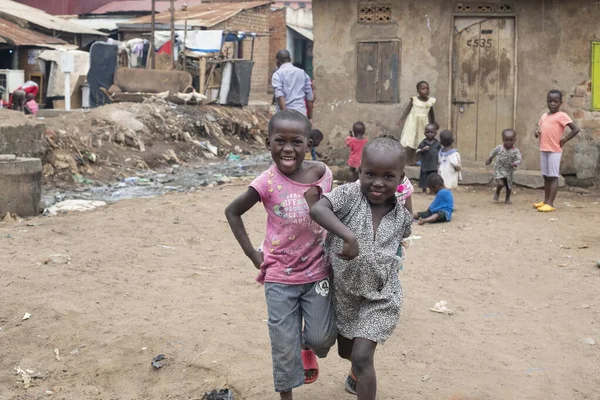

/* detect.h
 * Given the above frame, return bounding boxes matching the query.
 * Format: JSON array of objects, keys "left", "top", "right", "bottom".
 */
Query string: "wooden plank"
[
  {"left": 476, "top": 18, "right": 500, "bottom": 161},
  {"left": 495, "top": 18, "right": 515, "bottom": 142},
  {"left": 356, "top": 42, "right": 378, "bottom": 103},
  {"left": 376, "top": 41, "right": 400, "bottom": 103},
  {"left": 453, "top": 18, "right": 480, "bottom": 161}
]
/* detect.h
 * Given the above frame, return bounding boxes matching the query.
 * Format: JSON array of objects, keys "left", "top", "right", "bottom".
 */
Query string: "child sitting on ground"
[
  {"left": 413, "top": 173, "right": 453, "bottom": 225},
  {"left": 416, "top": 124, "right": 441, "bottom": 193},
  {"left": 486, "top": 129, "right": 522, "bottom": 204},
  {"left": 438, "top": 130, "right": 462, "bottom": 189},
  {"left": 305, "top": 129, "right": 324, "bottom": 160},
  {"left": 225, "top": 110, "right": 337, "bottom": 400},
  {"left": 345, "top": 122, "right": 368, "bottom": 182}
]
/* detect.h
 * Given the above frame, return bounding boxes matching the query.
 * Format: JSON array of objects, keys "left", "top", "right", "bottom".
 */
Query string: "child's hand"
[
  {"left": 337, "top": 236, "right": 359, "bottom": 261},
  {"left": 485, "top": 159, "right": 492, "bottom": 166},
  {"left": 534, "top": 128, "right": 541, "bottom": 138},
  {"left": 512, "top": 163, "right": 519, "bottom": 169},
  {"left": 250, "top": 250, "right": 264, "bottom": 270},
  {"left": 559, "top": 138, "right": 566, "bottom": 147},
  {"left": 422, "top": 145, "right": 430, "bottom": 152}
]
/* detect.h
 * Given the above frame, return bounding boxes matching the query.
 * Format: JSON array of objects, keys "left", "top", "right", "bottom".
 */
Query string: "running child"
[
  {"left": 225, "top": 110, "right": 337, "bottom": 400},
  {"left": 399, "top": 81, "right": 436, "bottom": 158},
  {"left": 533, "top": 90, "right": 580, "bottom": 212},
  {"left": 305, "top": 129, "right": 324, "bottom": 160},
  {"left": 416, "top": 124, "right": 441, "bottom": 193},
  {"left": 438, "top": 130, "right": 462, "bottom": 190},
  {"left": 486, "top": 129, "right": 522, "bottom": 204},
  {"left": 310, "top": 136, "right": 412, "bottom": 400},
  {"left": 346, "top": 121, "right": 368, "bottom": 182},
  {"left": 413, "top": 173, "right": 453, "bottom": 225}
]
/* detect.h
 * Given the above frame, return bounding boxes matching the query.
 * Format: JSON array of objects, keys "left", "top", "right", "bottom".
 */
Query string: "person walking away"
[
  {"left": 533, "top": 90, "right": 579, "bottom": 212},
  {"left": 272, "top": 50, "right": 314, "bottom": 120},
  {"left": 438, "top": 130, "right": 462, "bottom": 190},
  {"left": 486, "top": 129, "right": 522, "bottom": 204},
  {"left": 398, "top": 81, "right": 436, "bottom": 163},
  {"left": 310, "top": 136, "right": 412, "bottom": 400},
  {"left": 345, "top": 122, "right": 368, "bottom": 182},
  {"left": 225, "top": 110, "right": 337, "bottom": 400},
  {"left": 416, "top": 124, "right": 441, "bottom": 193}
]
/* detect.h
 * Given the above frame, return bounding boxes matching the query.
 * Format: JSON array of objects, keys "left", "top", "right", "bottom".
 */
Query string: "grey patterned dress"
[
  {"left": 323, "top": 182, "right": 412, "bottom": 343},
  {"left": 490, "top": 145, "right": 523, "bottom": 188}
]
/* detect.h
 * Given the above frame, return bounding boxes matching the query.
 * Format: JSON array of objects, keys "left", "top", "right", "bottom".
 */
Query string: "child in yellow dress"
[{"left": 399, "top": 81, "right": 436, "bottom": 162}]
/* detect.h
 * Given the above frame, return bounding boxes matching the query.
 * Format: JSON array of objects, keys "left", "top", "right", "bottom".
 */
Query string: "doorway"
[{"left": 452, "top": 17, "right": 516, "bottom": 161}]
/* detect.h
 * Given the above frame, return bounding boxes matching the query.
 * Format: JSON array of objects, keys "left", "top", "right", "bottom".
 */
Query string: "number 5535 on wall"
[{"left": 467, "top": 39, "right": 493, "bottom": 48}]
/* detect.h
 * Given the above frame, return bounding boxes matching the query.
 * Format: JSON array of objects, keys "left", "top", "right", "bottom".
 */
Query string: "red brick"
[
  {"left": 568, "top": 96, "right": 585, "bottom": 109},
  {"left": 593, "top": 130, "right": 600, "bottom": 140},
  {"left": 574, "top": 86, "right": 587, "bottom": 97},
  {"left": 573, "top": 109, "right": 585, "bottom": 119}
]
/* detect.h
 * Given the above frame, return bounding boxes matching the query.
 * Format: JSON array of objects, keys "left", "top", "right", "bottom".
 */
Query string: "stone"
[
  {"left": 513, "top": 169, "right": 565, "bottom": 189},
  {"left": 573, "top": 140, "right": 600, "bottom": 180},
  {"left": 568, "top": 96, "right": 586, "bottom": 109},
  {"left": 574, "top": 85, "right": 587, "bottom": 97},
  {"left": 573, "top": 110, "right": 585, "bottom": 119},
  {"left": 0, "top": 117, "right": 47, "bottom": 158},
  {"left": 0, "top": 158, "right": 42, "bottom": 217},
  {"left": 460, "top": 168, "right": 493, "bottom": 185},
  {"left": 581, "top": 118, "right": 600, "bottom": 130}
]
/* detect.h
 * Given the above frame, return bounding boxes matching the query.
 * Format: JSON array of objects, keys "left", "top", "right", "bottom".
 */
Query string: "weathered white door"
[{"left": 452, "top": 18, "right": 515, "bottom": 161}]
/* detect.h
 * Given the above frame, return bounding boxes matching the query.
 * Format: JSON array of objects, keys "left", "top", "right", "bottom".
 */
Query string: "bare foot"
[
  {"left": 280, "top": 390, "right": 293, "bottom": 400},
  {"left": 418, "top": 218, "right": 426, "bottom": 225},
  {"left": 505, "top": 200, "right": 512, "bottom": 204},
  {"left": 493, "top": 192, "right": 500, "bottom": 202}
]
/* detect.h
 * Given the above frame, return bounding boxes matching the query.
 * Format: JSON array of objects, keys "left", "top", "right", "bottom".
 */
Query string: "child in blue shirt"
[{"left": 413, "top": 173, "right": 453, "bottom": 225}]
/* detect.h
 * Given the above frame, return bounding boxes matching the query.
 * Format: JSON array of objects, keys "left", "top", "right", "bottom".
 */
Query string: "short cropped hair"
[{"left": 268, "top": 109, "right": 311, "bottom": 137}]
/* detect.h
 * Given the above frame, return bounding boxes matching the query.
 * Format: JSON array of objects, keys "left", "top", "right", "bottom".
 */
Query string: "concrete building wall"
[{"left": 313, "top": 0, "right": 600, "bottom": 179}]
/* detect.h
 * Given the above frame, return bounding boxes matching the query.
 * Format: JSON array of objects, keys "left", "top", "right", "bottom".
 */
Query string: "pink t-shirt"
[
  {"left": 250, "top": 164, "right": 333, "bottom": 285},
  {"left": 538, "top": 111, "right": 572, "bottom": 153},
  {"left": 26, "top": 100, "right": 38, "bottom": 115},
  {"left": 345, "top": 137, "right": 368, "bottom": 168}
]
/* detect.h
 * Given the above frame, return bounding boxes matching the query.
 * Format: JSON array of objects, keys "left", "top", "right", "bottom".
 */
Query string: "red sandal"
[{"left": 301, "top": 349, "right": 319, "bottom": 384}]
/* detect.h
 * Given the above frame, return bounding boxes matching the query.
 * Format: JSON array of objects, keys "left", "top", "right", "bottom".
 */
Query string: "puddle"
[{"left": 42, "top": 152, "right": 273, "bottom": 208}]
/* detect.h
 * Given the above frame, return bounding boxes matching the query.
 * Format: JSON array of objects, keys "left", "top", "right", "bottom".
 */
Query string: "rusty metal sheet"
[{"left": 0, "top": 18, "right": 66, "bottom": 46}]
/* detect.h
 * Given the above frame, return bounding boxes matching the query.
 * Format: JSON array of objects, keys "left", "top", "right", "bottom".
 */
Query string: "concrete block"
[
  {"left": 573, "top": 140, "right": 600, "bottom": 180},
  {"left": 460, "top": 168, "right": 493, "bottom": 185},
  {"left": 0, "top": 157, "right": 42, "bottom": 217},
  {"left": 513, "top": 169, "right": 565, "bottom": 189},
  {"left": 568, "top": 96, "right": 586, "bottom": 109},
  {"left": 581, "top": 118, "right": 600, "bottom": 130},
  {"left": 0, "top": 118, "right": 47, "bottom": 158}
]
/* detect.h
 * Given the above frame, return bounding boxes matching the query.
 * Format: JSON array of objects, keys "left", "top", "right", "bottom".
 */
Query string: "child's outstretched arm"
[
  {"left": 310, "top": 198, "right": 359, "bottom": 260},
  {"left": 397, "top": 99, "right": 413, "bottom": 126},
  {"left": 560, "top": 122, "right": 580, "bottom": 147},
  {"left": 486, "top": 146, "right": 500, "bottom": 165},
  {"left": 225, "top": 188, "right": 264, "bottom": 269}
]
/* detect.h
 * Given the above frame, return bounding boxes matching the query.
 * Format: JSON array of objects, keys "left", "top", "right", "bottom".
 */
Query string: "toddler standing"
[
  {"left": 399, "top": 81, "right": 436, "bottom": 153},
  {"left": 225, "top": 110, "right": 337, "bottom": 400},
  {"left": 486, "top": 129, "right": 522, "bottom": 204},
  {"left": 416, "top": 124, "right": 441, "bottom": 192},
  {"left": 346, "top": 121, "right": 368, "bottom": 182},
  {"left": 310, "top": 136, "right": 412, "bottom": 400},
  {"left": 438, "top": 130, "right": 462, "bottom": 189}
]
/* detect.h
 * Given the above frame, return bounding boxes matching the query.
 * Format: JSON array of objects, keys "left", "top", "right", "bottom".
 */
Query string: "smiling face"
[
  {"left": 547, "top": 92, "right": 562, "bottom": 114},
  {"left": 267, "top": 119, "right": 310, "bottom": 175},
  {"left": 424, "top": 124, "right": 437, "bottom": 141},
  {"left": 359, "top": 147, "right": 405, "bottom": 205},
  {"left": 502, "top": 129, "right": 516, "bottom": 149},
  {"left": 417, "top": 82, "right": 430, "bottom": 99}
]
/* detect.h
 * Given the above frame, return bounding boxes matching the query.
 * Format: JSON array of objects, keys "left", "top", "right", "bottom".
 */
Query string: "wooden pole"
[
  {"left": 183, "top": 5, "right": 188, "bottom": 72},
  {"left": 199, "top": 57, "right": 207, "bottom": 94},
  {"left": 251, "top": 36, "right": 255, "bottom": 60},
  {"left": 170, "top": 0, "right": 175, "bottom": 69},
  {"left": 150, "top": 0, "right": 156, "bottom": 69}
]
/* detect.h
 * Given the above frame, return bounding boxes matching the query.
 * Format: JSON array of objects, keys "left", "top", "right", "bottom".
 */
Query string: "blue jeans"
[{"left": 265, "top": 278, "right": 337, "bottom": 392}]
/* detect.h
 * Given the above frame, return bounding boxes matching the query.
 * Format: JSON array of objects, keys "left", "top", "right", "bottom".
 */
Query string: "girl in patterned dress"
[
  {"left": 310, "top": 136, "right": 412, "bottom": 400},
  {"left": 486, "top": 129, "right": 523, "bottom": 204}
]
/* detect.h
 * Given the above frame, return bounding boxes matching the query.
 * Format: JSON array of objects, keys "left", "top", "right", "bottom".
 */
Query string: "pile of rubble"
[{"left": 42, "top": 98, "right": 271, "bottom": 186}]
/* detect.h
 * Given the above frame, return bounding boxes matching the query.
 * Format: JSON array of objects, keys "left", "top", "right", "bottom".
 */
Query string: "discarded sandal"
[
  {"left": 533, "top": 201, "right": 545, "bottom": 209},
  {"left": 538, "top": 204, "right": 556, "bottom": 212},
  {"left": 345, "top": 370, "right": 357, "bottom": 395},
  {"left": 301, "top": 349, "right": 319, "bottom": 384}
]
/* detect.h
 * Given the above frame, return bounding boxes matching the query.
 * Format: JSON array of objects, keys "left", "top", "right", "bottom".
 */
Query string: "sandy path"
[{"left": 1, "top": 183, "right": 599, "bottom": 400}]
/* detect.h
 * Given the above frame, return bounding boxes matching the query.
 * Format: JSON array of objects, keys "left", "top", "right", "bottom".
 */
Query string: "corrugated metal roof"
[
  {"left": 91, "top": 0, "right": 204, "bottom": 15},
  {"left": 69, "top": 17, "right": 132, "bottom": 32},
  {"left": 122, "top": 1, "right": 272, "bottom": 29},
  {"left": 0, "top": 17, "right": 67, "bottom": 46},
  {"left": 0, "top": 0, "right": 108, "bottom": 36}
]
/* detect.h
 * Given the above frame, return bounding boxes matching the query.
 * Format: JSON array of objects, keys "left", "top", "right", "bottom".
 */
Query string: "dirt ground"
[{"left": 1, "top": 183, "right": 599, "bottom": 400}]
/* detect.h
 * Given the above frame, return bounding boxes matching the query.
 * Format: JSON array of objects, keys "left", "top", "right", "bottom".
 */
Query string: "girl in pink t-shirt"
[
  {"left": 345, "top": 121, "right": 368, "bottom": 182},
  {"left": 225, "top": 110, "right": 336, "bottom": 400}
]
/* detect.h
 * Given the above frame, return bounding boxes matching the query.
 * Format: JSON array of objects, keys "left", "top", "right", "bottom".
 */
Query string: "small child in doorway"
[
  {"left": 416, "top": 124, "right": 441, "bottom": 193},
  {"left": 225, "top": 110, "right": 337, "bottom": 400},
  {"left": 533, "top": 90, "right": 580, "bottom": 212},
  {"left": 399, "top": 81, "right": 436, "bottom": 162},
  {"left": 310, "top": 136, "right": 412, "bottom": 400},
  {"left": 486, "top": 129, "right": 522, "bottom": 204},
  {"left": 345, "top": 121, "right": 368, "bottom": 182},
  {"left": 438, "top": 130, "right": 462, "bottom": 190},
  {"left": 305, "top": 129, "right": 324, "bottom": 160},
  {"left": 413, "top": 173, "right": 453, "bottom": 225}
]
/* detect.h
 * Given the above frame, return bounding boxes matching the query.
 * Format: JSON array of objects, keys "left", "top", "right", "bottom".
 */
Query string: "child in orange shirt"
[{"left": 533, "top": 90, "right": 579, "bottom": 212}]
